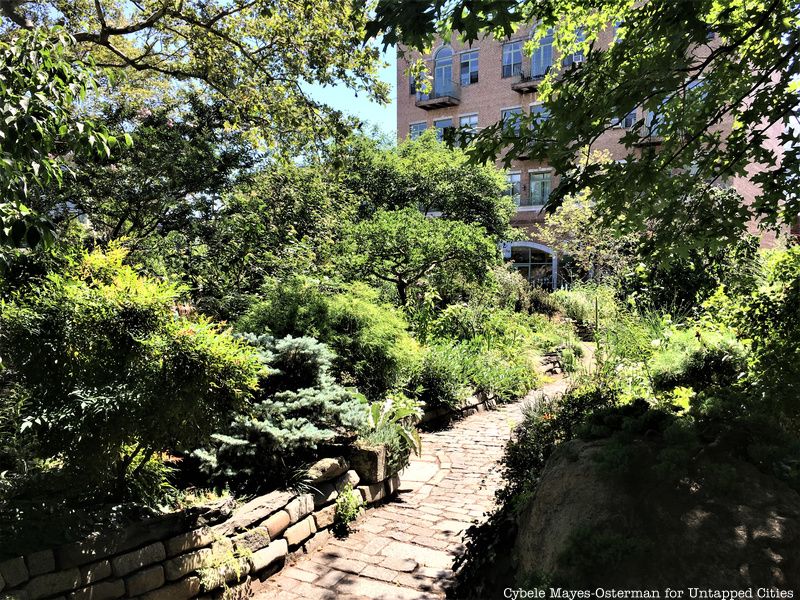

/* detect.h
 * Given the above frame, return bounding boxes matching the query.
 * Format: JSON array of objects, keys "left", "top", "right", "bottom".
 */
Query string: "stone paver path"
[{"left": 253, "top": 378, "right": 569, "bottom": 600}]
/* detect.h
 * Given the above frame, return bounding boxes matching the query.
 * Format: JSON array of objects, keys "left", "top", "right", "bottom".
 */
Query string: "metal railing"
[{"left": 416, "top": 80, "right": 461, "bottom": 102}]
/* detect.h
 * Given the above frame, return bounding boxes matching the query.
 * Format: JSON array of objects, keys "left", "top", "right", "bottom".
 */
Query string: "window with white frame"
[
  {"left": 530, "top": 29, "right": 553, "bottom": 77},
  {"left": 502, "top": 41, "right": 523, "bottom": 77},
  {"left": 460, "top": 50, "right": 479, "bottom": 85},
  {"left": 501, "top": 107, "right": 523, "bottom": 135},
  {"left": 434, "top": 118, "right": 453, "bottom": 141},
  {"left": 563, "top": 27, "right": 585, "bottom": 65},
  {"left": 458, "top": 114, "right": 478, "bottom": 145},
  {"left": 506, "top": 172, "right": 521, "bottom": 206},
  {"left": 525, "top": 171, "right": 551, "bottom": 207},
  {"left": 409, "top": 122, "right": 427, "bottom": 140}
]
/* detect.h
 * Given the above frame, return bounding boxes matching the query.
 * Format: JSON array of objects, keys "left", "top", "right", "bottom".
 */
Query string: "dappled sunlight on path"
[{"left": 253, "top": 378, "right": 570, "bottom": 600}]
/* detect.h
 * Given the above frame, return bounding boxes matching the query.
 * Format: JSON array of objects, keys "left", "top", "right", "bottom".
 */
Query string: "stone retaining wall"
[{"left": 0, "top": 463, "right": 400, "bottom": 600}]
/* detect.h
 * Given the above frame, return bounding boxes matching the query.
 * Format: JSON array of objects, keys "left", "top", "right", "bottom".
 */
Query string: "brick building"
[{"left": 395, "top": 25, "right": 789, "bottom": 287}]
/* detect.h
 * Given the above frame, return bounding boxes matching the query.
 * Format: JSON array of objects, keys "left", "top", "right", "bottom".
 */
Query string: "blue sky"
[{"left": 307, "top": 47, "right": 397, "bottom": 138}]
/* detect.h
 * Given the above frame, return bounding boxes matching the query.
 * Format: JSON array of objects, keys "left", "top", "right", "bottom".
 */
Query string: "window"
[
  {"left": 506, "top": 172, "right": 521, "bottom": 206},
  {"left": 531, "top": 104, "right": 550, "bottom": 125},
  {"left": 510, "top": 246, "right": 554, "bottom": 287},
  {"left": 460, "top": 50, "right": 479, "bottom": 85},
  {"left": 530, "top": 29, "right": 553, "bottom": 78},
  {"left": 460, "top": 114, "right": 478, "bottom": 131},
  {"left": 434, "top": 118, "right": 453, "bottom": 141},
  {"left": 502, "top": 41, "right": 523, "bottom": 78},
  {"left": 501, "top": 107, "right": 523, "bottom": 135},
  {"left": 645, "top": 110, "right": 661, "bottom": 137},
  {"left": 611, "top": 110, "right": 636, "bottom": 129},
  {"left": 526, "top": 171, "right": 551, "bottom": 207},
  {"left": 434, "top": 46, "right": 454, "bottom": 96},
  {"left": 409, "top": 74, "right": 416, "bottom": 95},
  {"left": 563, "top": 27, "right": 585, "bottom": 66},
  {"left": 409, "top": 122, "right": 427, "bottom": 140}
]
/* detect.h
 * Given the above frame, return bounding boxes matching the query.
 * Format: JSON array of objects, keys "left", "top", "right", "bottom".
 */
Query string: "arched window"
[
  {"left": 433, "top": 46, "right": 454, "bottom": 96},
  {"left": 504, "top": 241, "right": 558, "bottom": 289}
]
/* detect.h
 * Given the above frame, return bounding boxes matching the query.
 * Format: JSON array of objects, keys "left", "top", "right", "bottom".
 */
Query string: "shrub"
[
  {"left": 237, "top": 279, "right": 419, "bottom": 400},
  {"left": 0, "top": 246, "right": 260, "bottom": 499},
  {"left": 194, "top": 334, "right": 367, "bottom": 490},
  {"left": 334, "top": 483, "right": 365, "bottom": 534},
  {"left": 552, "top": 283, "right": 619, "bottom": 327},
  {"left": 466, "top": 344, "right": 539, "bottom": 404},
  {"left": 357, "top": 395, "right": 422, "bottom": 475},
  {"left": 649, "top": 327, "right": 747, "bottom": 393},
  {"left": 407, "top": 344, "right": 468, "bottom": 410}
]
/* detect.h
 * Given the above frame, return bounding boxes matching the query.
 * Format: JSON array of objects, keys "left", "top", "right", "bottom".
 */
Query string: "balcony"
[
  {"left": 415, "top": 80, "right": 461, "bottom": 110},
  {"left": 511, "top": 66, "right": 547, "bottom": 93}
]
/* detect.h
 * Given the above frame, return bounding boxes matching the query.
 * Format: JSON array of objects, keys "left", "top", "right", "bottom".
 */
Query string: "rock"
[
  {"left": 110, "top": 542, "right": 165, "bottom": 577},
  {"left": 511, "top": 438, "right": 800, "bottom": 590},
  {"left": 124, "top": 565, "right": 164, "bottom": 596},
  {"left": 163, "top": 547, "right": 215, "bottom": 581},
  {"left": 0, "top": 557, "right": 29, "bottom": 588},
  {"left": 68, "top": 578, "right": 125, "bottom": 600},
  {"left": 165, "top": 527, "right": 215, "bottom": 557},
  {"left": 306, "top": 457, "right": 349, "bottom": 483},
  {"left": 334, "top": 469, "right": 360, "bottom": 492},
  {"left": 357, "top": 482, "right": 385, "bottom": 504},
  {"left": 25, "top": 551, "right": 55, "bottom": 577},
  {"left": 249, "top": 539, "right": 288, "bottom": 574},
  {"left": 384, "top": 474, "right": 401, "bottom": 497},
  {"left": 212, "top": 491, "right": 293, "bottom": 536},
  {"left": 283, "top": 515, "right": 316, "bottom": 547},
  {"left": 349, "top": 445, "right": 388, "bottom": 484},
  {"left": 25, "top": 569, "right": 81, "bottom": 600},
  {"left": 312, "top": 505, "right": 337, "bottom": 530},
  {"left": 79, "top": 560, "right": 111, "bottom": 586},
  {"left": 55, "top": 510, "right": 194, "bottom": 570},
  {"left": 263, "top": 510, "right": 291, "bottom": 539},
  {"left": 232, "top": 526, "right": 270, "bottom": 553},
  {"left": 284, "top": 494, "right": 314, "bottom": 524},
  {"left": 310, "top": 482, "right": 338, "bottom": 509},
  {"left": 141, "top": 575, "right": 200, "bottom": 600}
]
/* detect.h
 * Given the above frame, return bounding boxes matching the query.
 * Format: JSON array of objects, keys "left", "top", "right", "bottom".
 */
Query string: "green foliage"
[
  {"left": 194, "top": 334, "right": 366, "bottom": 490},
  {"left": 707, "top": 246, "right": 800, "bottom": 427},
  {"left": 237, "top": 279, "right": 419, "bottom": 401},
  {"left": 407, "top": 344, "right": 468, "bottom": 410},
  {"left": 339, "top": 207, "right": 500, "bottom": 305},
  {"left": 334, "top": 132, "right": 514, "bottom": 237},
  {"left": 649, "top": 327, "right": 747, "bottom": 393},
  {"left": 42, "top": 96, "right": 256, "bottom": 246},
  {"left": 371, "top": 2, "right": 800, "bottom": 253},
  {"left": 0, "top": 27, "right": 116, "bottom": 252},
  {"left": 359, "top": 395, "right": 423, "bottom": 475},
  {"left": 3, "top": 1, "right": 389, "bottom": 153},
  {"left": 333, "top": 483, "right": 365, "bottom": 535},
  {"left": 0, "top": 246, "right": 260, "bottom": 497},
  {"left": 552, "top": 283, "right": 619, "bottom": 328}
]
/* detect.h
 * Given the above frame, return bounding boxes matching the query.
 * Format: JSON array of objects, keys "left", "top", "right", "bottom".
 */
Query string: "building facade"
[{"left": 395, "top": 25, "right": 788, "bottom": 288}]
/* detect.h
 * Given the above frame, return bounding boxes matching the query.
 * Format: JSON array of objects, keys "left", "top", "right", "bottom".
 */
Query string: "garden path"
[{"left": 252, "top": 377, "right": 570, "bottom": 600}]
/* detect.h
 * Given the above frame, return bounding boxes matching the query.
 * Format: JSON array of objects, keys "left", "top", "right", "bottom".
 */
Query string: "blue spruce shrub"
[{"left": 194, "top": 334, "right": 367, "bottom": 489}]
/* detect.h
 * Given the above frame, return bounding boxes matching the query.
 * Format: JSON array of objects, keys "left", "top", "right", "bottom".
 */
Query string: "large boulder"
[{"left": 512, "top": 439, "right": 800, "bottom": 589}]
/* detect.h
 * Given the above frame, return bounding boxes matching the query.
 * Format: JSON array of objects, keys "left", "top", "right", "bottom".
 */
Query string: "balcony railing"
[
  {"left": 511, "top": 65, "right": 548, "bottom": 93},
  {"left": 415, "top": 80, "right": 461, "bottom": 110}
]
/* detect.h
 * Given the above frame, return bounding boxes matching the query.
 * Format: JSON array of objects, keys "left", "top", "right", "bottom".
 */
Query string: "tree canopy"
[
  {"left": 368, "top": 0, "right": 800, "bottom": 253},
  {"left": 1, "top": 0, "right": 390, "bottom": 151}
]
